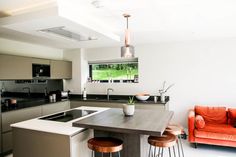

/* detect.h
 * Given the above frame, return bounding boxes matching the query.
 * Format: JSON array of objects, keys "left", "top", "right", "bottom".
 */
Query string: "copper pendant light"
[{"left": 121, "top": 14, "right": 135, "bottom": 58}]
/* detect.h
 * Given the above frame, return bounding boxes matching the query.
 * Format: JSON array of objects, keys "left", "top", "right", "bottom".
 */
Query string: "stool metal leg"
[
  {"left": 173, "top": 146, "right": 176, "bottom": 157},
  {"left": 178, "top": 135, "right": 184, "bottom": 157},
  {"left": 161, "top": 148, "right": 164, "bottom": 157},
  {"left": 148, "top": 145, "right": 152, "bottom": 157},
  {"left": 154, "top": 147, "right": 157, "bottom": 157},
  {"left": 168, "top": 148, "right": 172, "bottom": 157},
  {"left": 157, "top": 147, "right": 161, "bottom": 157},
  {"left": 92, "top": 151, "right": 94, "bottom": 157},
  {"left": 118, "top": 151, "right": 121, "bottom": 157},
  {"left": 109, "top": 152, "right": 112, "bottom": 157},
  {"left": 176, "top": 138, "right": 181, "bottom": 157}
]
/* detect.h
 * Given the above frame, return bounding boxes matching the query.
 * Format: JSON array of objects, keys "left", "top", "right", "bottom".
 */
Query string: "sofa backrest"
[
  {"left": 228, "top": 108, "right": 236, "bottom": 125},
  {"left": 195, "top": 106, "right": 227, "bottom": 124}
]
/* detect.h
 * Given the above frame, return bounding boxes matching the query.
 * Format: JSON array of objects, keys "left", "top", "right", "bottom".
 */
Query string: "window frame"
[{"left": 88, "top": 58, "right": 139, "bottom": 83}]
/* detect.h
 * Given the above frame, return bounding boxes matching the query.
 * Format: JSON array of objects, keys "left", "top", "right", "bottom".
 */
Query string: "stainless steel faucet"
[
  {"left": 44, "top": 87, "right": 48, "bottom": 97},
  {"left": 23, "top": 87, "right": 31, "bottom": 97},
  {"left": 107, "top": 88, "right": 114, "bottom": 101}
]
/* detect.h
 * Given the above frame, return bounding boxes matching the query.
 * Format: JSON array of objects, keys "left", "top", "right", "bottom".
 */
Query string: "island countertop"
[
  {"left": 11, "top": 106, "right": 109, "bottom": 136},
  {"left": 73, "top": 108, "right": 174, "bottom": 136}
]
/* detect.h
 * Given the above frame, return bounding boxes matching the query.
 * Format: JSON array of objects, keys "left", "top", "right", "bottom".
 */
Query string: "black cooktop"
[{"left": 39, "top": 109, "right": 97, "bottom": 122}]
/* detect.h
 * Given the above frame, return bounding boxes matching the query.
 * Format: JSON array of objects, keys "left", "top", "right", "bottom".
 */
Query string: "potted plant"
[{"left": 123, "top": 96, "right": 135, "bottom": 116}]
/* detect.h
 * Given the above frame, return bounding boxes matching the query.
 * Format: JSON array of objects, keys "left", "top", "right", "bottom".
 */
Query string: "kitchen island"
[
  {"left": 73, "top": 108, "right": 173, "bottom": 157},
  {"left": 11, "top": 106, "right": 109, "bottom": 157}
]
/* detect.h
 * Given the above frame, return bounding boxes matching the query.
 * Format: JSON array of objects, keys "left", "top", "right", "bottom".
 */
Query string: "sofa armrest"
[{"left": 188, "top": 109, "right": 195, "bottom": 142}]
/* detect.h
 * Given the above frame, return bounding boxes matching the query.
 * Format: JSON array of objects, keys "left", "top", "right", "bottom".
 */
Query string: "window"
[{"left": 88, "top": 58, "right": 138, "bottom": 83}]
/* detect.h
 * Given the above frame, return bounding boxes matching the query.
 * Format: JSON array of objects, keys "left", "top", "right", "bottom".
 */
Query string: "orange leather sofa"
[{"left": 188, "top": 106, "right": 236, "bottom": 148}]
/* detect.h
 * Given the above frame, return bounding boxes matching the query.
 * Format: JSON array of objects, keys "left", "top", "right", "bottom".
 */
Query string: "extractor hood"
[{"left": 0, "top": 1, "right": 120, "bottom": 47}]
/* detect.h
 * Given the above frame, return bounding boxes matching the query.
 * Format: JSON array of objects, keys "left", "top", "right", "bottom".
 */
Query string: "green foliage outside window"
[{"left": 91, "top": 63, "right": 138, "bottom": 81}]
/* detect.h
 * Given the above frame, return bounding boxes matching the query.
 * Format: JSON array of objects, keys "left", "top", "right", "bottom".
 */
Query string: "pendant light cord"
[{"left": 126, "top": 16, "right": 129, "bottom": 29}]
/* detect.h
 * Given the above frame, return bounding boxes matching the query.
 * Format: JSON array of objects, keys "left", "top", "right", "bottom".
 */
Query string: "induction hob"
[{"left": 39, "top": 109, "right": 97, "bottom": 122}]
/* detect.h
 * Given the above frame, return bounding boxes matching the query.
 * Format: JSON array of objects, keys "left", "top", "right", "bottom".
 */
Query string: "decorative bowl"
[{"left": 135, "top": 94, "right": 150, "bottom": 101}]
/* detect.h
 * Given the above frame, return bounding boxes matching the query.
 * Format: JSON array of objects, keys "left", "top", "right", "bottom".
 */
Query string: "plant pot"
[{"left": 123, "top": 104, "right": 135, "bottom": 116}]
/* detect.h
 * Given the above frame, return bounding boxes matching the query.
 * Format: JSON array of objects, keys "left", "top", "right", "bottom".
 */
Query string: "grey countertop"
[{"left": 73, "top": 108, "right": 174, "bottom": 136}]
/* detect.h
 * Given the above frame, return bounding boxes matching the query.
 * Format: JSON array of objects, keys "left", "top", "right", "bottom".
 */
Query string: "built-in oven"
[{"left": 32, "top": 64, "right": 50, "bottom": 79}]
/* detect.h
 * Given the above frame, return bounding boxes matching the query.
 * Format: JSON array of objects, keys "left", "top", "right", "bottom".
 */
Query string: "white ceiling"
[{"left": 1, "top": 0, "right": 236, "bottom": 49}]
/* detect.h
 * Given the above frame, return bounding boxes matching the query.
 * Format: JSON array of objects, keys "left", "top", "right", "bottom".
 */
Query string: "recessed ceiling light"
[{"left": 91, "top": 0, "right": 104, "bottom": 8}]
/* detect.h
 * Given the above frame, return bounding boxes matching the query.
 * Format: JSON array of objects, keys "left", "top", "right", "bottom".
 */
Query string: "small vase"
[
  {"left": 160, "top": 93, "right": 165, "bottom": 103},
  {"left": 123, "top": 104, "right": 135, "bottom": 116}
]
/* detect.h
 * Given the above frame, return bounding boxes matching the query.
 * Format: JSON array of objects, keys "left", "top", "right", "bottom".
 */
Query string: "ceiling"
[{"left": 1, "top": 0, "right": 236, "bottom": 49}]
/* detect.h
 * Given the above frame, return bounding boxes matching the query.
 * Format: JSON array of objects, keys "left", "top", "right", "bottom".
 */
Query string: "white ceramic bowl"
[{"left": 135, "top": 95, "right": 150, "bottom": 101}]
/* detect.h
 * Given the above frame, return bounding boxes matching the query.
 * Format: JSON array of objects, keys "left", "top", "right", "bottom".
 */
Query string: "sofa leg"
[{"left": 194, "top": 143, "right": 197, "bottom": 148}]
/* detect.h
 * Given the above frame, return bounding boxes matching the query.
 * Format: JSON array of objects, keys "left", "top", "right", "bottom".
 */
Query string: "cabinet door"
[
  {"left": 2, "top": 106, "right": 42, "bottom": 132},
  {"left": 2, "top": 132, "right": 12, "bottom": 152},
  {"left": 32, "top": 58, "right": 50, "bottom": 65},
  {"left": 135, "top": 103, "right": 166, "bottom": 110},
  {"left": 70, "top": 101, "right": 122, "bottom": 109},
  {"left": 0, "top": 54, "right": 32, "bottom": 80},
  {"left": 51, "top": 60, "right": 72, "bottom": 79},
  {"left": 71, "top": 129, "right": 93, "bottom": 157},
  {"left": 42, "top": 101, "right": 70, "bottom": 116}
]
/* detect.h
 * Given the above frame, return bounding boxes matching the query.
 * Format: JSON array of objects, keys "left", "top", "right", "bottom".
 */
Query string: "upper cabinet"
[
  {"left": 32, "top": 58, "right": 50, "bottom": 65},
  {"left": 0, "top": 54, "right": 32, "bottom": 80},
  {"left": 50, "top": 60, "right": 72, "bottom": 79},
  {"left": 0, "top": 54, "right": 72, "bottom": 80}
]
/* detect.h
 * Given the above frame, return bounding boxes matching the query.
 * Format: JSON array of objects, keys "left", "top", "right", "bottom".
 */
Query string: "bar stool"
[
  {"left": 165, "top": 125, "right": 185, "bottom": 157},
  {"left": 148, "top": 132, "right": 177, "bottom": 157},
  {"left": 88, "top": 137, "right": 123, "bottom": 157}
]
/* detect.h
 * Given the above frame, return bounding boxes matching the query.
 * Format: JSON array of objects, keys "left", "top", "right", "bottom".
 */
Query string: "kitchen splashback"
[{"left": 0, "top": 80, "right": 63, "bottom": 93}]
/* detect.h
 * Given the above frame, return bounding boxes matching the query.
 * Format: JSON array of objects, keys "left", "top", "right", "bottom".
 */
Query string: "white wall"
[
  {"left": 0, "top": 38, "right": 63, "bottom": 59},
  {"left": 82, "top": 39, "right": 236, "bottom": 126},
  {"left": 63, "top": 49, "right": 88, "bottom": 94}
]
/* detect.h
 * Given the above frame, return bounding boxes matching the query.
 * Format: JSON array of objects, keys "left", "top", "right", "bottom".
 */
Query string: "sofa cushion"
[
  {"left": 197, "top": 124, "right": 236, "bottom": 135},
  {"left": 195, "top": 115, "right": 205, "bottom": 129},
  {"left": 228, "top": 108, "right": 236, "bottom": 126},
  {"left": 195, "top": 129, "right": 236, "bottom": 142},
  {"left": 195, "top": 106, "right": 227, "bottom": 124}
]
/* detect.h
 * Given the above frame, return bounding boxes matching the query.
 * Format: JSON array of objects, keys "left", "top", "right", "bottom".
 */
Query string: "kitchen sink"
[{"left": 39, "top": 109, "right": 97, "bottom": 122}]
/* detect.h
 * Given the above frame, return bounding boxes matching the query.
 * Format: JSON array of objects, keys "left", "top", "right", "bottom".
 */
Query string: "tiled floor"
[{"left": 4, "top": 139, "right": 236, "bottom": 157}]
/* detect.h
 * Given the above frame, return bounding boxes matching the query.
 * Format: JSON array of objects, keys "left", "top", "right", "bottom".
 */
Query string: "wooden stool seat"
[
  {"left": 168, "top": 123, "right": 184, "bottom": 134},
  {"left": 88, "top": 137, "right": 123, "bottom": 153},
  {"left": 165, "top": 125, "right": 182, "bottom": 136},
  {"left": 148, "top": 132, "right": 177, "bottom": 148}
]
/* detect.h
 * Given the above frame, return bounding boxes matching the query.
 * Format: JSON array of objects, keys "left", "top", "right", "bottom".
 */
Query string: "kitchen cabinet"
[
  {"left": 1, "top": 106, "right": 41, "bottom": 153},
  {"left": 32, "top": 58, "right": 50, "bottom": 65},
  {"left": 0, "top": 54, "right": 32, "bottom": 80},
  {"left": 51, "top": 60, "right": 72, "bottom": 79},
  {"left": 2, "top": 132, "right": 12, "bottom": 153},
  {"left": 13, "top": 128, "right": 93, "bottom": 157},
  {"left": 42, "top": 101, "right": 70, "bottom": 116},
  {"left": 70, "top": 100, "right": 167, "bottom": 110},
  {"left": 2, "top": 106, "right": 42, "bottom": 132},
  {"left": 1, "top": 101, "right": 70, "bottom": 154}
]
